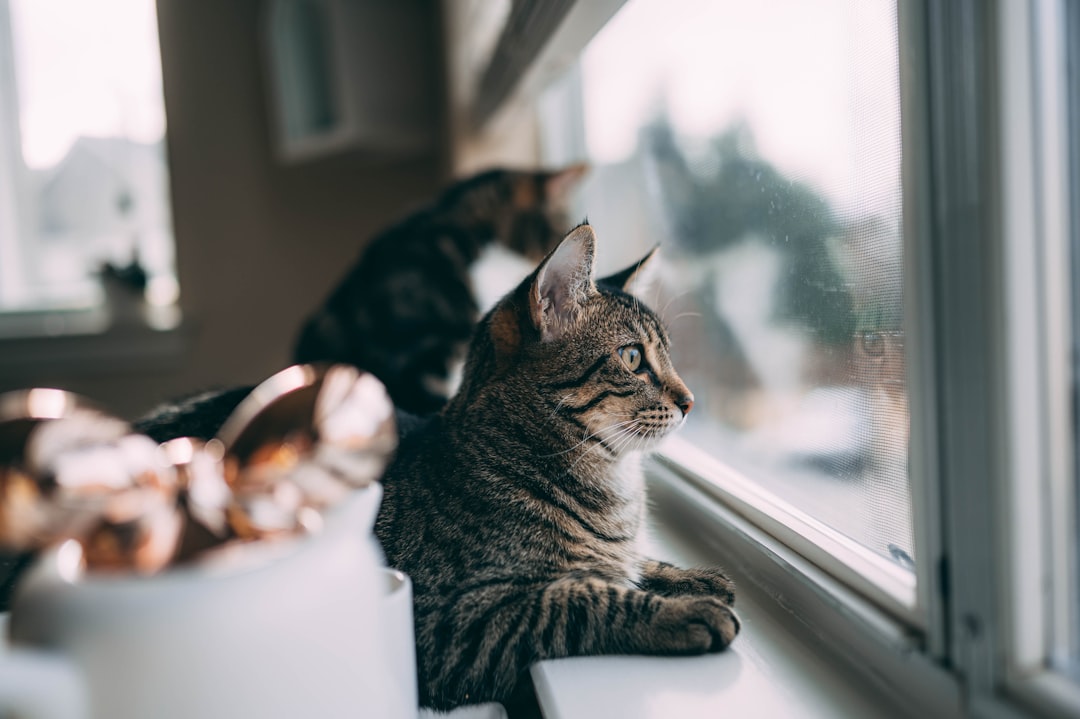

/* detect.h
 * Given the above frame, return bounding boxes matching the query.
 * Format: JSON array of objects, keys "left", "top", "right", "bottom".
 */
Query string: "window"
[
  {"left": 0, "top": 0, "right": 177, "bottom": 334},
  {"left": 539, "top": 0, "right": 915, "bottom": 612},
  {"left": 460, "top": 0, "right": 1080, "bottom": 714}
]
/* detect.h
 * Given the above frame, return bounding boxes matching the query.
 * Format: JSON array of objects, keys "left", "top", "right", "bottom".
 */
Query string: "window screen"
[{"left": 541, "top": 0, "right": 911, "bottom": 569}]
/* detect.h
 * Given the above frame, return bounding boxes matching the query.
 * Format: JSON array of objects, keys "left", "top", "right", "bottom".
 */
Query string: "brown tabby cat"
[
  {"left": 294, "top": 164, "right": 588, "bottom": 415},
  {"left": 376, "top": 223, "right": 739, "bottom": 711}
]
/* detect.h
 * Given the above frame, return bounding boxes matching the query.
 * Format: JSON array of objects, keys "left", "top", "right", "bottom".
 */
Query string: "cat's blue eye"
[{"left": 617, "top": 345, "right": 643, "bottom": 372}]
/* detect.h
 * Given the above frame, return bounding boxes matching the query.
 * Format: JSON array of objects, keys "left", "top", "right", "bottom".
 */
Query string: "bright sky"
[
  {"left": 580, "top": 0, "right": 901, "bottom": 215},
  {"left": 9, "top": 0, "right": 166, "bottom": 169}
]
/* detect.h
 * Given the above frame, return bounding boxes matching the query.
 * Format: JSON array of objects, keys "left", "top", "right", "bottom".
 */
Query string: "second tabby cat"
[
  {"left": 377, "top": 223, "right": 739, "bottom": 711},
  {"left": 294, "top": 164, "right": 588, "bottom": 415},
  {"left": 137, "top": 167, "right": 587, "bottom": 442}
]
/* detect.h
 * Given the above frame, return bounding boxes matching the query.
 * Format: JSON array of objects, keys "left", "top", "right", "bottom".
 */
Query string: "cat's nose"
[{"left": 675, "top": 393, "right": 694, "bottom": 417}]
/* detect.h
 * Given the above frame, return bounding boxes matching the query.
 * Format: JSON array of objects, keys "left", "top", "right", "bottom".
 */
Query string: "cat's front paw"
[
  {"left": 639, "top": 561, "right": 736, "bottom": 605},
  {"left": 653, "top": 596, "right": 741, "bottom": 654},
  {"left": 678, "top": 567, "right": 736, "bottom": 605}
]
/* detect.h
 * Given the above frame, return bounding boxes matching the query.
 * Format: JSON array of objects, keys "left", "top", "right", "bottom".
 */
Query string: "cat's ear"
[
  {"left": 599, "top": 246, "right": 661, "bottom": 301},
  {"left": 529, "top": 223, "right": 597, "bottom": 341},
  {"left": 543, "top": 162, "right": 589, "bottom": 201}
]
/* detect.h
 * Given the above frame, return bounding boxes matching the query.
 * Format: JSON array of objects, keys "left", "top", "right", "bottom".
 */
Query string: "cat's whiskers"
[
  {"left": 603, "top": 407, "right": 684, "bottom": 445},
  {"left": 659, "top": 288, "right": 693, "bottom": 319},
  {"left": 602, "top": 410, "right": 640, "bottom": 422},
  {"left": 548, "top": 392, "right": 576, "bottom": 419},
  {"left": 569, "top": 429, "right": 630, "bottom": 473},
  {"left": 566, "top": 419, "right": 641, "bottom": 472},
  {"left": 613, "top": 424, "right": 651, "bottom": 459},
  {"left": 669, "top": 311, "right": 702, "bottom": 325},
  {"left": 539, "top": 418, "right": 638, "bottom": 459},
  {"left": 543, "top": 433, "right": 594, "bottom": 459},
  {"left": 608, "top": 423, "right": 646, "bottom": 455},
  {"left": 597, "top": 418, "right": 640, "bottom": 437},
  {"left": 590, "top": 420, "right": 641, "bottom": 454},
  {"left": 595, "top": 421, "right": 642, "bottom": 456},
  {"left": 607, "top": 413, "right": 669, "bottom": 450}
]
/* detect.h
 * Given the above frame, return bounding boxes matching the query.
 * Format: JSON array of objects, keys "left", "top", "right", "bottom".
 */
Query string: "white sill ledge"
[{"left": 530, "top": 493, "right": 914, "bottom": 719}]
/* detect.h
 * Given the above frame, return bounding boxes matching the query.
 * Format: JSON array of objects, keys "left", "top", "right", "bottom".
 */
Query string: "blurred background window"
[
  {"left": 0, "top": 0, "right": 177, "bottom": 332},
  {"left": 540, "top": 0, "right": 911, "bottom": 578}
]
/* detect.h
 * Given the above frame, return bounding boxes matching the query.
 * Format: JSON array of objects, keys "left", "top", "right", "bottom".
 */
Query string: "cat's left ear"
[
  {"left": 543, "top": 162, "right": 589, "bottom": 201},
  {"left": 598, "top": 246, "right": 661, "bottom": 301},
  {"left": 529, "top": 223, "right": 597, "bottom": 341}
]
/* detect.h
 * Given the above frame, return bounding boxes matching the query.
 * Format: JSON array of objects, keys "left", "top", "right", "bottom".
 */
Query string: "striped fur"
[
  {"left": 294, "top": 165, "right": 587, "bottom": 414},
  {"left": 377, "top": 224, "right": 739, "bottom": 711}
]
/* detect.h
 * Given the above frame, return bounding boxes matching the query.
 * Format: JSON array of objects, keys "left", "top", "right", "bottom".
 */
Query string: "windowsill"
[
  {"left": 530, "top": 538, "right": 905, "bottom": 719},
  {"left": 0, "top": 462, "right": 954, "bottom": 719},
  {"left": 530, "top": 459, "right": 953, "bottom": 719},
  {"left": 0, "top": 309, "right": 190, "bottom": 380}
]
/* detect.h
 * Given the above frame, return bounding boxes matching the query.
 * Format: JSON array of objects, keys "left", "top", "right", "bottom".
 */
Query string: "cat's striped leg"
[
  {"left": 636, "top": 559, "right": 736, "bottom": 605},
  {"left": 417, "top": 574, "right": 740, "bottom": 709}
]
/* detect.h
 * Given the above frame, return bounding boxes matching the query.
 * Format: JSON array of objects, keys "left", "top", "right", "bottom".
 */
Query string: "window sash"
[
  {"left": 997, "top": 0, "right": 1077, "bottom": 677},
  {"left": 472, "top": 0, "right": 1080, "bottom": 713}
]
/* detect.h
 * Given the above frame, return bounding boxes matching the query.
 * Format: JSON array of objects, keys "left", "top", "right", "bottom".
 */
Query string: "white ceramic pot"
[{"left": 0, "top": 485, "right": 417, "bottom": 719}]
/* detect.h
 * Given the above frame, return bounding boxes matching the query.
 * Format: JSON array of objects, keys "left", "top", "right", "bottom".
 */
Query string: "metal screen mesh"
[{"left": 558, "top": 0, "right": 912, "bottom": 567}]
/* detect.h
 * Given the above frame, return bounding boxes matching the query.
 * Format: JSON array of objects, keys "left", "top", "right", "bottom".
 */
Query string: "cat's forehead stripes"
[
  {"left": 595, "top": 290, "right": 671, "bottom": 351},
  {"left": 544, "top": 353, "right": 612, "bottom": 391}
]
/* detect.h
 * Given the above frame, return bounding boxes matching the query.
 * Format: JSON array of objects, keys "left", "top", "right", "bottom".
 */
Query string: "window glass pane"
[
  {"left": 0, "top": 0, "right": 177, "bottom": 325},
  {"left": 541, "top": 0, "right": 911, "bottom": 569}
]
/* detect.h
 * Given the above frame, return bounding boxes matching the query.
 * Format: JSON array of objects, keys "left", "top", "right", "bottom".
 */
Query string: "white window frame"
[{"left": 995, "top": 0, "right": 1080, "bottom": 714}]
